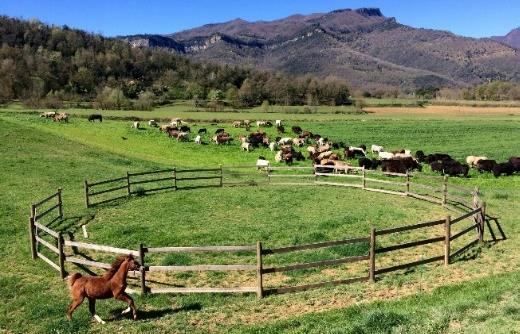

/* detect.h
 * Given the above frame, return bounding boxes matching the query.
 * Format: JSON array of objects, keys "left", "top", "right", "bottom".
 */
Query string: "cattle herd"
[{"left": 39, "top": 112, "right": 520, "bottom": 178}]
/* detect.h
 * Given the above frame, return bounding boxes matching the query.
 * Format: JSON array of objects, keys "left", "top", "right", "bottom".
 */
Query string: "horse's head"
[{"left": 126, "top": 254, "right": 140, "bottom": 271}]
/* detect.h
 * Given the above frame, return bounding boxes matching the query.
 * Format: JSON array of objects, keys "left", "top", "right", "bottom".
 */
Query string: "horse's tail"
[{"left": 67, "top": 273, "right": 82, "bottom": 288}]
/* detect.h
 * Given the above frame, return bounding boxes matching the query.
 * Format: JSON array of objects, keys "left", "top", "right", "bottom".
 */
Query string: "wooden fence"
[
  {"left": 30, "top": 166, "right": 495, "bottom": 297},
  {"left": 84, "top": 167, "right": 223, "bottom": 208}
]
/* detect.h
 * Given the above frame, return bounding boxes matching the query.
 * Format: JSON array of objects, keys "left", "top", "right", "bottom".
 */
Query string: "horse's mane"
[{"left": 104, "top": 255, "right": 132, "bottom": 279}]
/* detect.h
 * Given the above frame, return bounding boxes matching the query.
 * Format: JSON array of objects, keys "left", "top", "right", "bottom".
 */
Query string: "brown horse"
[{"left": 67, "top": 254, "right": 140, "bottom": 324}]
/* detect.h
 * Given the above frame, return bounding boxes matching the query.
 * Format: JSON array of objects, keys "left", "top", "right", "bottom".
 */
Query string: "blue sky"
[{"left": 0, "top": 0, "right": 518, "bottom": 38}]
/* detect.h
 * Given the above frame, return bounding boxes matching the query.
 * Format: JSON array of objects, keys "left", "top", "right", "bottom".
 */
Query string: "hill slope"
[
  {"left": 492, "top": 27, "right": 520, "bottom": 49},
  {"left": 122, "top": 8, "right": 520, "bottom": 90}
]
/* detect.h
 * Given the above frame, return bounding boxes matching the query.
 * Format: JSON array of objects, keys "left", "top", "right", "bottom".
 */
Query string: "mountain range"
[{"left": 121, "top": 8, "right": 520, "bottom": 91}]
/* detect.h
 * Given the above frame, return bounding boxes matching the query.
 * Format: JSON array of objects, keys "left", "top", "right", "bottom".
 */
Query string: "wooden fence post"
[
  {"left": 479, "top": 202, "right": 486, "bottom": 242},
  {"left": 472, "top": 186, "right": 480, "bottom": 208},
  {"left": 84, "top": 180, "right": 90, "bottom": 208},
  {"left": 444, "top": 216, "right": 451, "bottom": 266},
  {"left": 57, "top": 188, "right": 63, "bottom": 219},
  {"left": 139, "top": 243, "right": 147, "bottom": 295},
  {"left": 219, "top": 165, "right": 224, "bottom": 187},
  {"left": 29, "top": 204, "right": 37, "bottom": 259},
  {"left": 126, "top": 171, "right": 131, "bottom": 195},
  {"left": 58, "top": 232, "right": 66, "bottom": 278},
  {"left": 256, "top": 241, "right": 264, "bottom": 299},
  {"left": 362, "top": 168, "right": 366, "bottom": 189},
  {"left": 173, "top": 167, "right": 177, "bottom": 190},
  {"left": 369, "top": 228, "right": 376, "bottom": 283},
  {"left": 405, "top": 171, "right": 410, "bottom": 195},
  {"left": 442, "top": 175, "right": 448, "bottom": 206}
]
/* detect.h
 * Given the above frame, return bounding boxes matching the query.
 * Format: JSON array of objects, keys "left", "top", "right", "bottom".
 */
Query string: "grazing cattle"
[
  {"left": 300, "top": 131, "right": 313, "bottom": 139},
  {"left": 248, "top": 132, "right": 268, "bottom": 148},
  {"left": 466, "top": 156, "right": 488, "bottom": 168},
  {"left": 238, "top": 135, "right": 248, "bottom": 144},
  {"left": 493, "top": 162, "right": 515, "bottom": 177},
  {"left": 509, "top": 157, "right": 520, "bottom": 171},
  {"left": 232, "top": 121, "right": 242, "bottom": 128},
  {"left": 378, "top": 151, "right": 395, "bottom": 160},
  {"left": 256, "top": 120, "right": 271, "bottom": 127},
  {"left": 278, "top": 137, "right": 293, "bottom": 145},
  {"left": 476, "top": 159, "right": 497, "bottom": 173},
  {"left": 198, "top": 128, "right": 207, "bottom": 134},
  {"left": 40, "top": 111, "right": 56, "bottom": 118},
  {"left": 291, "top": 126, "right": 303, "bottom": 134},
  {"left": 359, "top": 157, "right": 379, "bottom": 170},
  {"left": 345, "top": 147, "right": 366, "bottom": 159},
  {"left": 381, "top": 160, "right": 407, "bottom": 174},
  {"left": 170, "top": 118, "right": 182, "bottom": 127},
  {"left": 213, "top": 133, "right": 233, "bottom": 145},
  {"left": 243, "top": 120, "right": 251, "bottom": 128},
  {"left": 331, "top": 142, "right": 340, "bottom": 150},
  {"left": 168, "top": 130, "right": 188, "bottom": 141},
  {"left": 53, "top": 113, "right": 69, "bottom": 122},
  {"left": 275, "top": 150, "right": 283, "bottom": 163},
  {"left": 269, "top": 142, "right": 277, "bottom": 151},
  {"left": 317, "top": 151, "right": 334, "bottom": 161},
  {"left": 399, "top": 157, "right": 422, "bottom": 171},
  {"left": 444, "top": 162, "right": 469, "bottom": 177},
  {"left": 317, "top": 144, "right": 331, "bottom": 153},
  {"left": 179, "top": 125, "right": 190, "bottom": 132},
  {"left": 359, "top": 144, "right": 367, "bottom": 152},
  {"left": 394, "top": 152, "right": 413, "bottom": 159},
  {"left": 215, "top": 128, "right": 225, "bottom": 134},
  {"left": 194, "top": 135, "right": 202, "bottom": 144},
  {"left": 371, "top": 145, "right": 384, "bottom": 153},
  {"left": 88, "top": 114, "right": 103, "bottom": 122},
  {"left": 132, "top": 121, "right": 140, "bottom": 129},
  {"left": 148, "top": 119, "right": 157, "bottom": 127},
  {"left": 424, "top": 153, "right": 452, "bottom": 164},
  {"left": 256, "top": 157, "right": 270, "bottom": 170},
  {"left": 430, "top": 159, "right": 468, "bottom": 177},
  {"left": 275, "top": 120, "right": 282, "bottom": 127},
  {"left": 317, "top": 137, "right": 325, "bottom": 146},
  {"left": 415, "top": 150, "right": 426, "bottom": 162},
  {"left": 292, "top": 138, "right": 305, "bottom": 147},
  {"left": 160, "top": 124, "right": 175, "bottom": 132},
  {"left": 276, "top": 125, "right": 285, "bottom": 134},
  {"left": 241, "top": 142, "right": 251, "bottom": 151},
  {"left": 293, "top": 151, "right": 305, "bottom": 161}
]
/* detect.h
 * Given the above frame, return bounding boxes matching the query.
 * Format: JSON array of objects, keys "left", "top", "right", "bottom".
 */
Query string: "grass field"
[{"left": 0, "top": 105, "right": 519, "bottom": 333}]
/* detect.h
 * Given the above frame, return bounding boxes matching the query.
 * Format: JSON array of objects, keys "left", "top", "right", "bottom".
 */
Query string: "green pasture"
[{"left": 0, "top": 108, "right": 519, "bottom": 333}]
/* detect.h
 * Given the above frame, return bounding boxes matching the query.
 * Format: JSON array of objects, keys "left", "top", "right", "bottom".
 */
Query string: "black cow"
[
  {"left": 476, "top": 159, "right": 497, "bottom": 173},
  {"left": 381, "top": 159, "right": 407, "bottom": 174},
  {"left": 424, "top": 153, "right": 452, "bottom": 164},
  {"left": 198, "top": 128, "right": 207, "bottom": 134},
  {"left": 215, "top": 128, "right": 225, "bottom": 134},
  {"left": 88, "top": 114, "right": 102, "bottom": 122},
  {"left": 358, "top": 157, "right": 380, "bottom": 170},
  {"left": 179, "top": 125, "right": 191, "bottom": 132},
  {"left": 345, "top": 148, "right": 366, "bottom": 159},
  {"left": 444, "top": 162, "right": 469, "bottom": 177},
  {"left": 291, "top": 126, "right": 303, "bottom": 134},
  {"left": 493, "top": 162, "right": 515, "bottom": 177},
  {"left": 415, "top": 150, "right": 426, "bottom": 162},
  {"left": 399, "top": 157, "right": 422, "bottom": 171},
  {"left": 276, "top": 125, "right": 285, "bottom": 134},
  {"left": 509, "top": 157, "right": 520, "bottom": 171}
]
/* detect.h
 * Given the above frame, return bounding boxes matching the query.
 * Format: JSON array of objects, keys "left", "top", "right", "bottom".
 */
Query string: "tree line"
[{"left": 0, "top": 16, "right": 351, "bottom": 110}]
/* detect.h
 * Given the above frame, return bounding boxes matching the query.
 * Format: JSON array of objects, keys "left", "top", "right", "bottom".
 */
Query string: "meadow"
[{"left": 0, "top": 105, "right": 519, "bottom": 333}]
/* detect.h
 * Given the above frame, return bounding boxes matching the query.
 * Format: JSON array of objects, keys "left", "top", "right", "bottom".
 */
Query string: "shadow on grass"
[{"left": 108, "top": 302, "right": 203, "bottom": 321}]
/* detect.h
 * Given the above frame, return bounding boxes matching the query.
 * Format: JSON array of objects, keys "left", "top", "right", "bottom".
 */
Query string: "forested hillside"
[{"left": 0, "top": 16, "right": 351, "bottom": 109}]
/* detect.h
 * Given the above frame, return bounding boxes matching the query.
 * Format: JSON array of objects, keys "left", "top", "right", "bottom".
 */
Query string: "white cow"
[
  {"left": 256, "top": 158, "right": 270, "bottom": 170},
  {"left": 371, "top": 144, "right": 384, "bottom": 153},
  {"left": 148, "top": 120, "right": 158, "bottom": 127},
  {"left": 132, "top": 121, "right": 140, "bottom": 129},
  {"left": 275, "top": 151, "right": 284, "bottom": 162},
  {"left": 466, "top": 156, "right": 488, "bottom": 167},
  {"left": 278, "top": 137, "right": 293, "bottom": 145},
  {"left": 275, "top": 120, "right": 282, "bottom": 127},
  {"left": 241, "top": 142, "right": 251, "bottom": 151},
  {"left": 378, "top": 151, "right": 395, "bottom": 160},
  {"left": 194, "top": 135, "right": 202, "bottom": 144},
  {"left": 269, "top": 142, "right": 277, "bottom": 151}
]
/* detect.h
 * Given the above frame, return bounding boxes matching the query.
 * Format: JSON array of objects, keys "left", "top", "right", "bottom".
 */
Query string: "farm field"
[{"left": 0, "top": 107, "right": 519, "bottom": 333}]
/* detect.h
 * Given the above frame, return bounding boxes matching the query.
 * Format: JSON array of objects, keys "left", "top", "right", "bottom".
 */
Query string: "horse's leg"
[
  {"left": 115, "top": 292, "right": 137, "bottom": 320},
  {"left": 67, "top": 296, "right": 85, "bottom": 320},
  {"left": 88, "top": 298, "right": 105, "bottom": 324}
]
